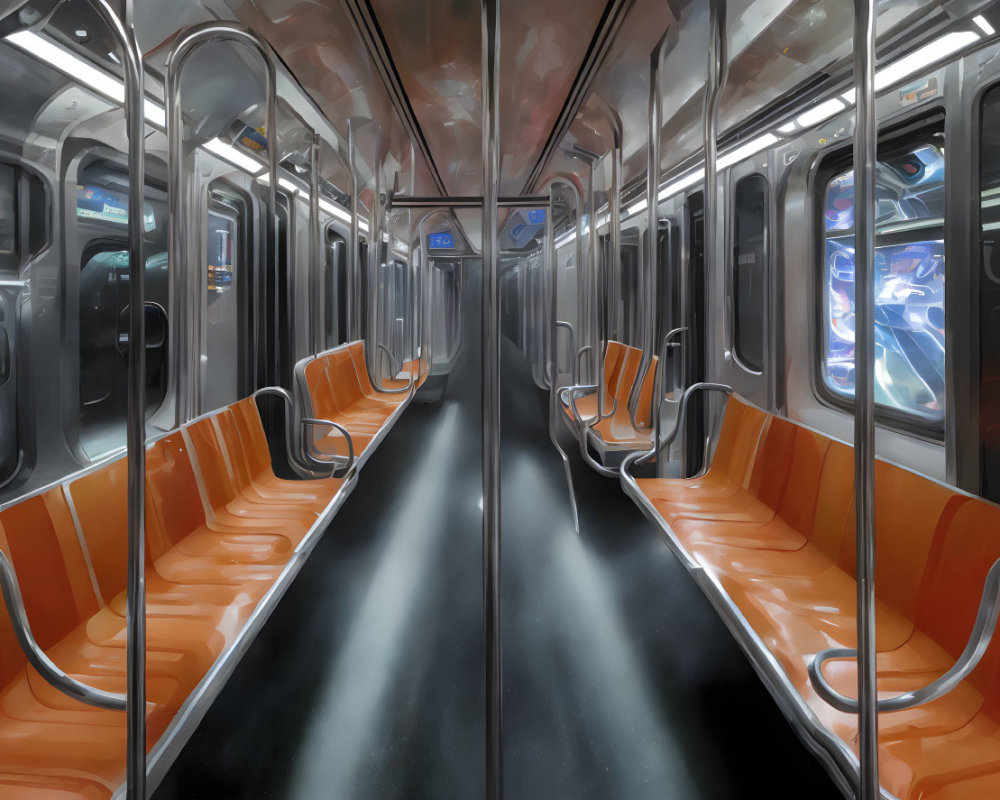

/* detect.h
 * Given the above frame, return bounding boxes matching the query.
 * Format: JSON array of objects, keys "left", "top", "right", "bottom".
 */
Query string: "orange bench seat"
[
  {"left": 0, "top": 395, "right": 349, "bottom": 798},
  {"left": 628, "top": 394, "right": 1000, "bottom": 799},
  {"left": 297, "top": 341, "right": 414, "bottom": 466}
]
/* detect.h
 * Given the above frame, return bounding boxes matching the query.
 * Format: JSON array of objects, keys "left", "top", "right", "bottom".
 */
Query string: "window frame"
[
  {"left": 812, "top": 111, "right": 947, "bottom": 439},
  {"left": 731, "top": 172, "right": 770, "bottom": 374}
]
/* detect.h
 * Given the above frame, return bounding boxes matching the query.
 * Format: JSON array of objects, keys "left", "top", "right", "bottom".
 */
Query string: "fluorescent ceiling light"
[
  {"left": 718, "top": 132, "right": 778, "bottom": 169},
  {"left": 872, "top": 30, "right": 979, "bottom": 92},
  {"left": 143, "top": 100, "right": 165, "bottom": 128},
  {"left": 974, "top": 15, "right": 996, "bottom": 36},
  {"left": 626, "top": 198, "right": 647, "bottom": 218},
  {"left": 7, "top": 30, "right": 123, "bottom": 102},
  {"left": 256, "top": 172, "right": 306, "bottom": 195},
  {"left": 796, "top": 97, "right": 846, "bottom": 129},
  {"left": 204, "top": 137, "right": 264, "bottom": 174},
  {"left": 658, "top": 169, "right": 703, "bottom": 201},
  {"left": 776, "top": 121, "right": 798, "bottom": 135},
  {"left": 319, "top": 198, "right": 351, "bottom": 224},
  {"left": 554, "top": 230, "right": 577, "bottom": 249},
  {"left": 7, "top": 31, "right": 167, "bottom": 128}
]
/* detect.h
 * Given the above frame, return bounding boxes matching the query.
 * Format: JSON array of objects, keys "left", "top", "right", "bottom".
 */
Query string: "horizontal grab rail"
[
  {"left": 809, "top": 557, "right": 1000, "bottom": 713},
  {"left": 0, "top": 551, "right": 127, "bottom": 711},
  {"left": 301, "top": 417, "right": 356, "bottom": 477}
]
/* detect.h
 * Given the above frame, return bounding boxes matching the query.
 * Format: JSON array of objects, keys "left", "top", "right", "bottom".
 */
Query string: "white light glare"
[
  {"left": 974, "top": 15, "right": 996, "bottom": 37},
  {"left": 841, "top": 30, "right": 980, "bottom": 105},
  {"left": 796, "top": 98, "right": 846, "bottom": 129},
  {"left": 626, "top": 198, "right": 648, "bottom": 218},
  {"left": 204, "top": 137, "right": 265, "bottom": 174},
  {"left": 6, "top": 31, "right": 166, "bottom": 127},
  {"left": 873, "top": 30, "right": 979, "bottom": 92},
  {"left": 658, "top": 169, "right": 704, "bottom": 202},
  {"left": 718, "top": 133, "right": 778, "bottom": 170},
  {"left": 256, "top": 172, "right": 307, "bottom": 195}
]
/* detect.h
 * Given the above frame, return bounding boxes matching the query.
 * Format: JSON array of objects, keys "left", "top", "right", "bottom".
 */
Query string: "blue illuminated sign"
[
  {"left": 428, "top": 232, "right": 455, "bottom": 249},
  {"left": 527, "top": 209, "right": 546, "bottom": 225}
]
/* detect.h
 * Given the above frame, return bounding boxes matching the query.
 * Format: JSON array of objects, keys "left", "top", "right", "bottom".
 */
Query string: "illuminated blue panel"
[
  {"left": 527, "top": 209, "right": 546, "bottom": 225},
  {"left": 428, "top": 231, "right": 455, "bottom": 249}
]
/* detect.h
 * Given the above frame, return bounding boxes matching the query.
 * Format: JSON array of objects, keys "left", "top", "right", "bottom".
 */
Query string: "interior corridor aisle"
[{"left": 154, "top": 266, "right": 841, "bottom": 799}]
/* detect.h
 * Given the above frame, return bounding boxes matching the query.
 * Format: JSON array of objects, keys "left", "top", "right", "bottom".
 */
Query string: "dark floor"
[{"left": 154, "top": 269, "right": 843, "bottom": 799}]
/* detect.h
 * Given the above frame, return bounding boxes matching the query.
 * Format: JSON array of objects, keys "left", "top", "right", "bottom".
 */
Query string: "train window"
[
  {"left": 733, "top": 176, "right": 768, "bottom": 372},
  {"left": 978, "top": 84, "right": 1000, "bottom": 499},
  {"left": 0, "top": 163, "right": 47, "bottom": 272},
  {"left": 620, "top": 227, "right": 641, "bottom": 345},
  {"left": 76, "top": 156, "right": 169, "bottom": 459},
  {"left": 0, "top": 166, "right": 15, "bottom": 259},
  {"left": 818, "top": 125, "right": 945, "bottom": 428},
  {"left": 202, "top": 186, "right": 247, "bottom": 412},
  {"left": 324, "top": 229, "right": 347, "bottom": 349}
]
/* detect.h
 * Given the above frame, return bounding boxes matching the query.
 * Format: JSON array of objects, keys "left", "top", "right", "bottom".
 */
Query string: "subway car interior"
[{"left": 4, "top": 0, "right": 1000, "bottom": 798}]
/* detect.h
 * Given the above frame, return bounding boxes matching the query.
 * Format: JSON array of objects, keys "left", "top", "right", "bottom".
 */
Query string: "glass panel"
[
  {"left": 202, "top": 197, "right": 241, "bottom": 412},
  {"left": 821, "top": 136, "right": 946, "bottom": 425},
  {"left": 0, "top": 165, "right": 15, "bottom": 257},
  {"left": 822, "top": 236, "right": 945, "bottom": 422},
  {"left": 733, "top": 175, "right": 767, "bottom": 371}
]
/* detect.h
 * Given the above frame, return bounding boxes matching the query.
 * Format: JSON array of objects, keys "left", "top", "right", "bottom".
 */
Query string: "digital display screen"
[
  {"left": 77, "top": 185, "right": 156, "bottom": 231},
  {"left": 428, "top": 232, "right": 454, "bottom": 249}
]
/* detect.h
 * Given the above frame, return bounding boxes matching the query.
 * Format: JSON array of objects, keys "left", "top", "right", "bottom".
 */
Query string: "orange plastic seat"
[{"left": 629, "top": 394, "right": 1000, "bottom": 799}]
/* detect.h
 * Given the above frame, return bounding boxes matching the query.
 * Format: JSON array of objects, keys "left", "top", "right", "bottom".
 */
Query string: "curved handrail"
[
  {"left": 566, "top": 385, "right": 619, "bottom": 478},
  {"left": 577, "top": 345, "right": 593, "bottom": 385},
  {"left": 653, "top": 326, "right": 688, "bottom": 453},
  {"left": 368, "top": 349, "right": 416, "bottom": 395},
  {"left": 301, "top": 418, "right": 355, "bottom": 477},
  {"left": 0, "top": 551, "right": 127, "bottom": 710},
  {"left": 553, "top": 320, "right": 578, "bottom": 385},
  {"left": 809, "top": 557, "right": 1000, "bottom": 713},
  {"left": 376, "top": 342, "right": 400, "bottom": 378},
  {"left": 630, "top": 381, "right": 733, "bottom": 469},
  {"left": 166, "top": 22, "right": 279, "bottom": 422},
  {"left": 252, "top": 386, "right": 355, "bottom": 477}
]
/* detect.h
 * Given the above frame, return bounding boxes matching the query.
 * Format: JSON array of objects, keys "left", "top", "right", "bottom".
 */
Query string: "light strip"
[
  {"left": 256, "top": 172, "right": 307, "bottom": 196},
  {"left": 795, "top": 97, "right": 846, "bottom": 130},
  {"left": 658, "top": 169, "right": 703, "bottom": 201},
  {"left": 6, "top": 30, "right": 166, "bottom": 127},
  {"left": 841, "top": 30, "right": 980, "bottom": 104},
  {"left": 974, "top": 15, "right": 996, "bottom": 37},
  {"left": 203, "top": 137, "right": 265, "bottom": 175},
  {"left": 718, "top": 132, "right": 779, "bottom": 170}
]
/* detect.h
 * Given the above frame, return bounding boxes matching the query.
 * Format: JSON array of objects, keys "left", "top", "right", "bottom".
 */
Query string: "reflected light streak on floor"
[{"left": 285, "top": 403, "right": 462, "bottom": 800}]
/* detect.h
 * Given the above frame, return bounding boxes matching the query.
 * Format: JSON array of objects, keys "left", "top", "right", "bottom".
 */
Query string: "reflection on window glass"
[
  {"left": 203, "top": 200, "right": 240, "bottom": 413},
  {"left": 733, "top": 175, "right": 767, "bottom": 372},
  {"left": 821, "top": 139, "right": 946, "bottom": 424},
  {"left": 0, "top": 165, "right": 14, "bottom": 256}
]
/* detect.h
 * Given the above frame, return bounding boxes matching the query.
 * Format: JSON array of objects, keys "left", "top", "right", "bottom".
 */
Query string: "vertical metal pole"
[
  {"left": 86, "top": 1, "right": 144, "bottom": 795},
  {"left": 853, "top": 0, "right": 879, "bottom": 797},
  {"left": 704, "top": 0, "right": 727, "bottom": 307},
  {"left": 310, "top": 135, "right": 322, "bottom": 353},
  {"left": 587, "top": 161, "right": 598, "bottom": 386},
  {"left": 481, "top": 0, "right": 502, "bottom": 797},
  {"left": 699, "top": 0, "right": 727, "bottom": 477},
  {"left": 348, "top": 121, "right": 360, "bottom": 342},
  {"left": 369, "top": 137, "right": 383, "bottom": 381},
  {"left": 603, "top": 134, "right": 621, "bottom": 420}
]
